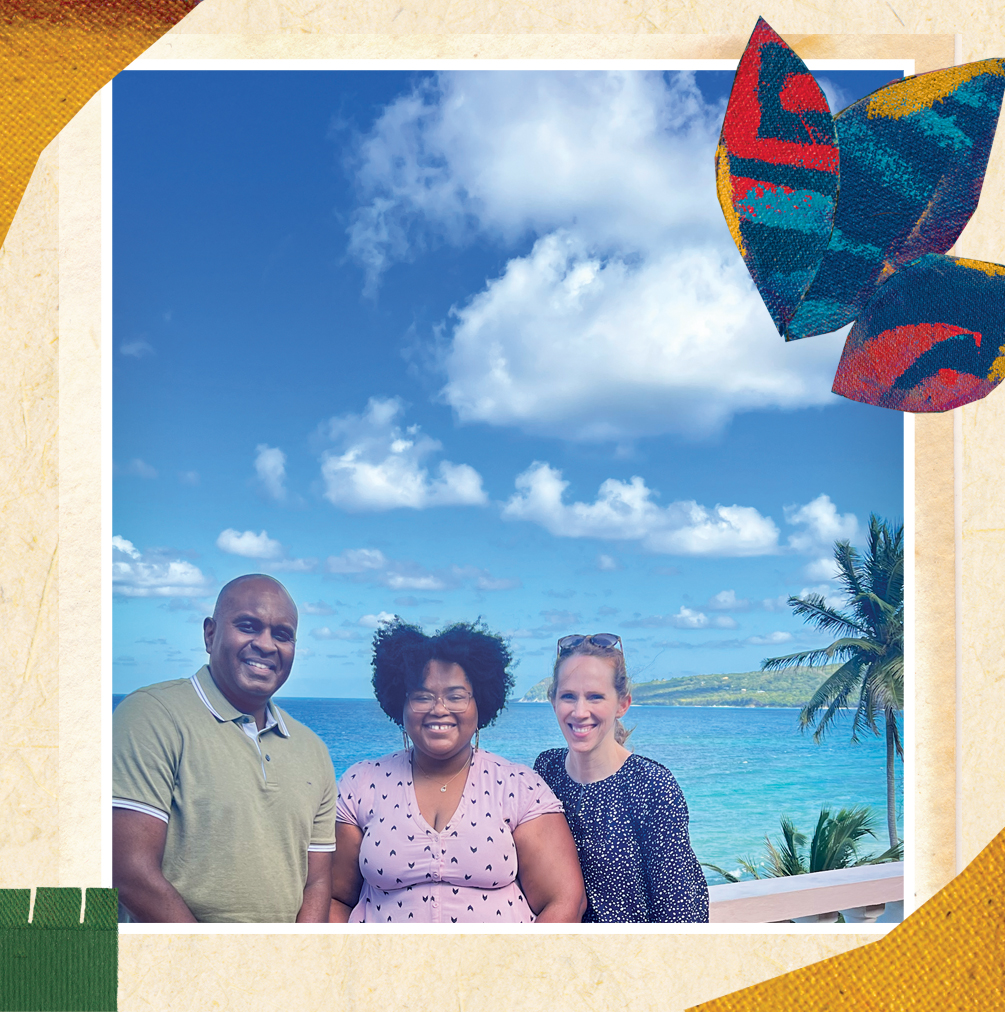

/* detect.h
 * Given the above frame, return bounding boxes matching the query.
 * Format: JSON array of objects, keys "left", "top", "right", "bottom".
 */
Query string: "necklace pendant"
[{"left": 440, "top": 785, "right": 447, "bottom": 792}]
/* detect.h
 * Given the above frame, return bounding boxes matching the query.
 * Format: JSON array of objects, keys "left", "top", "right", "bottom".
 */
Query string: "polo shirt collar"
[{"left": 190, "top": 666, "right": 290, "bottom": 737}]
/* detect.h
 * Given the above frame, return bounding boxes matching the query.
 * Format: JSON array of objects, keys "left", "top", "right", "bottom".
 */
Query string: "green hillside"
[{"left": 517, "top": 664, "right": 840, "bottom": 707}]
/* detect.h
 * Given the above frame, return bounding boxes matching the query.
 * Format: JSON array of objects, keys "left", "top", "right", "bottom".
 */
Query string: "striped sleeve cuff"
[
  {"left": 307, "top": 842, "right": 336, "bottom": 853},
  {"left": 112, "top": 798, "right": 170, "bottom": 823}
]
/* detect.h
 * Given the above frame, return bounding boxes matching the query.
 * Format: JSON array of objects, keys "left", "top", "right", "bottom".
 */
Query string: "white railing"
[{"left": 708, "top": 861, "right": 904, "bottom": 923}]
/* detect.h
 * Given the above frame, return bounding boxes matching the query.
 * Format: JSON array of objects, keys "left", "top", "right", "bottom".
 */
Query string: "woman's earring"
[
  {"left": 402, "top": 729, "right": 409, "bottom": 750},
  {"left": 474, "top": 728, "right": 480, "bottom": 753}
]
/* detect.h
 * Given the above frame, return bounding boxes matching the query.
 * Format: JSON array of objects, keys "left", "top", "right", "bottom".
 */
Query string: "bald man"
[{"left": 112, "top": 575, "right": 337, "bottom": 922}]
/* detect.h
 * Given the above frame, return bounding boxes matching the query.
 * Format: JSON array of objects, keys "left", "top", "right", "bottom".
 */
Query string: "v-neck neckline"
[{"left": 406, "top": 748, "right": 476, "bottom": 835}]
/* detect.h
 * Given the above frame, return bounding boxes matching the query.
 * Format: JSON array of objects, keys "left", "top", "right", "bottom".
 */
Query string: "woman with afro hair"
[{"left": 329, "top": 619, "right": 585, "bottom": 923}]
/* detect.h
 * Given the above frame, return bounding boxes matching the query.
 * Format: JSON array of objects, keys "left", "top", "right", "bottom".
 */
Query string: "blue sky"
[{"left": 113, "top": 67, "right": 905, "bottom": 699}]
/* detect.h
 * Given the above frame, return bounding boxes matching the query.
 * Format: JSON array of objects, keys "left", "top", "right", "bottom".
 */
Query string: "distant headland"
[{"left": 516, "top": 664, "right": 841, "bottom": 707}]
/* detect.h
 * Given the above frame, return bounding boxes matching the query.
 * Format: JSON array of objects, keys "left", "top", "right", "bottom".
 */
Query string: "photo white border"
[{"left": 104, "top": 57, "right": 915, "bottom": 938}]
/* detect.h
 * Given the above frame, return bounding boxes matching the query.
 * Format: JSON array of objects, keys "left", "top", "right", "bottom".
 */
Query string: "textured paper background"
[{"left": 5, "top": 0, "right": 1004, "bottom": 1007}]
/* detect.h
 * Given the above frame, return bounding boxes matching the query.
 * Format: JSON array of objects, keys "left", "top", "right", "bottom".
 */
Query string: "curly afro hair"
[{"left": 371, "top": 619, "right": 515, "bottom": 729}]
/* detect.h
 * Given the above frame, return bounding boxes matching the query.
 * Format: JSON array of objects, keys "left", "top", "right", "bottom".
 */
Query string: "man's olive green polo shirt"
[{"left": 113, "top": 667, "right": 337, "bottom": 923}]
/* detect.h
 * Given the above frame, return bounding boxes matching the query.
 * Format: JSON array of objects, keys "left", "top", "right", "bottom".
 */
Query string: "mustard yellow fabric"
[{"left": 0, "top": 0, "right": 197, "bottom": 252}]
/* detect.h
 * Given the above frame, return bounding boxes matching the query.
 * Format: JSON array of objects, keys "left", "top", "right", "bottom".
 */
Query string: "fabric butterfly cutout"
[{"left": 716, "top": 17, "right": 1005, "bottom": 412}]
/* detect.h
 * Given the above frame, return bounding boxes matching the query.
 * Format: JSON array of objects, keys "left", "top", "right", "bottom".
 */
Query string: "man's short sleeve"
[
  {"left": 112, "top": 690, "right": 182, "bottom": 822},
  {"left": 308, "top": 744, "right": 338, "bottom": 853}
]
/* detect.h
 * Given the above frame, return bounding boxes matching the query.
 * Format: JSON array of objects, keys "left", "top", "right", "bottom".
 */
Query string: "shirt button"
[{"left": 265, "top": 755, "right": 271, "bottom": 761}]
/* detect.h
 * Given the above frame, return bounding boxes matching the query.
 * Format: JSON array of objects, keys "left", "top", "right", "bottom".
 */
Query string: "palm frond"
[
  {"left": 799, "top": 656, "right": 868, "bottom": 739},
  {"left": 786, "top": 594, "right": 866, "bottom": 637},
  {"left": 762, "top": 647, "right": 842, "bottom": 671}
]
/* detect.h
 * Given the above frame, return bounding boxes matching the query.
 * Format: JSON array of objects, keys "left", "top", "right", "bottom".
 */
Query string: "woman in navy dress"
[{"left": 534, "top": 634, "right": 708, "bottom": 923}]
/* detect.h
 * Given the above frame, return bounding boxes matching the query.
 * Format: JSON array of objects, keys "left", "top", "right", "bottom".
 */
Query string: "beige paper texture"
[{"left": 8, "top": 0, "right": 1003, "bottom": 1006}]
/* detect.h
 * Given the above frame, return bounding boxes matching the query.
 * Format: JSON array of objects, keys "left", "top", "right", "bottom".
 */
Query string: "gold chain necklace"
[{"left": 412, "top": 746, "right": 473, "bottom": 793}]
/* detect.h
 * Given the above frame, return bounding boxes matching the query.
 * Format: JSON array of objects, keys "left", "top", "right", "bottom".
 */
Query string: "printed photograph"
[{"left": 111, "top": 66, "right": 906, "bottom": 924}]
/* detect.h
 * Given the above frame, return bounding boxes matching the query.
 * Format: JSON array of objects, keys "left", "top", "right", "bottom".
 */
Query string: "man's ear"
[{"left": 203, "top": 617, "right": 216, "bottom": 654}]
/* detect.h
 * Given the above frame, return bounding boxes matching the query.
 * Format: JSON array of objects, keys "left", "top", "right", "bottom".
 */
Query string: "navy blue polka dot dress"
[{"left": 534, "top": 749, "right": 708, "bottom": 923}]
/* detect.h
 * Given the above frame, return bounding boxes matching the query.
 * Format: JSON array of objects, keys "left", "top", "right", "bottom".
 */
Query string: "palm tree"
[
  {"left": 703, "top": 806, "right": 903, "bottom": 882},
  {"left": 762, "top": 515, "right": 904, "bottom": 848}
]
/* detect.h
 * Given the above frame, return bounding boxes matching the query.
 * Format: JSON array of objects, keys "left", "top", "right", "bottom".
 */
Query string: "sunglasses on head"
[{"left": 556, "top": 633, "right": 624, "bottom": 656}]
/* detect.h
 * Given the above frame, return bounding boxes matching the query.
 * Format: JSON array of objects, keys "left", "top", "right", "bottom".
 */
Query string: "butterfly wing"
[
  {"left": 832, "top": 253, "right": 1005, "bottom": 411},
  {"left": 785, "top": 60, "right": 1005, "bottom": 341},
  {"left": 716, "top": 17, "right": 839, "bottom": 335}
]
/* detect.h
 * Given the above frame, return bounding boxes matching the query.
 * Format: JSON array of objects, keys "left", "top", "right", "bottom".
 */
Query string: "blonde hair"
[{"left": 548, "top": 640, "right": 633, "bottom": 746}]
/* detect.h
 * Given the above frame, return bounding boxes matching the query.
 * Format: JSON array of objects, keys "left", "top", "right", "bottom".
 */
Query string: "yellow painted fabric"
[
  {"left": 0, "top": 0, "right": 198, "bottom": 252},
  {"left": 690, "top": 828, "right": 1005, "bottom": 1010}
]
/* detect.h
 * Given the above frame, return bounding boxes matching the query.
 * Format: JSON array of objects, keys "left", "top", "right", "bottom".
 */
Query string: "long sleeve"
[{"left": 638, "top": 769, "right": 709, "bottom": 923}]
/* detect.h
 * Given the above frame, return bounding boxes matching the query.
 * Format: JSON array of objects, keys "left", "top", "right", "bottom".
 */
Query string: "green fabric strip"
[{"left": 0, "top": 888, "right": 117, "bottom": 1011}]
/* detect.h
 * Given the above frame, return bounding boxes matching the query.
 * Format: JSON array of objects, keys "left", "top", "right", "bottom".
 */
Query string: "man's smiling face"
[{"left": 203, "top": 576, "right": 298, "bottom": 716}]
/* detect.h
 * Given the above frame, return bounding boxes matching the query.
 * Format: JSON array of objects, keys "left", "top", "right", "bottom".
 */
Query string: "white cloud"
[
  {"left": 786, "top": 494, "right": 860, "bottom": 553},
  {"left": 112, "top": 537, "right": 211, "bottom": 599},
  {"left": 706, "top": 589, "right": 751, "bottom": 612},
  {"left": 624, "top": 606, "right": 738, "bottom": 630},
  {"left": 120, "top": 339, "right": 153, "bottom": 358},
  {"left": 216, "top": 529, "right": 284, "bottom": 560},
  {"left": 178, "top": 470, "right": 200, "bottom": 486},
  {"left": 255, "top": 444, "right": 288, "bottom": 502},
  {"left": 358, "top": 611, "right": 397, "bottom": 629},
  {"left": 785, "top": 494, "right": 860, "bottom": 581},
  {"left": 118, "top": 458, "right": 158, "bottom": 479},
  {"left": 746, "top": 631, "right": 794, "bottom": 645},
  {"left": 502, "top": 462, "right": 781, "bottom": 557},
  {"left": 112, "top": 535, "right": 140, "bottom": 559},
  {"left": 326, "top": 547, "right": 515, "bottom": 593},
  {"left": 348, "top": 71, "right": 847, "bottom": 442},
  {"left": 327, "top": 548, "right": 389, "bottom": 574},
  {"left": 815, "top": 76, "right": 855, "bottom": 115},
  {"left": 310, "top": 626, "right": 358, "bottom": 640},
  {"left": 597, "top": 554, "right": 620, "bottom": 571},
  {"left": 319, "top": 397, "right": 487, "bottom": 511},
  {"left": 441, "top": 234, "right": 846, "bottom": 441}
]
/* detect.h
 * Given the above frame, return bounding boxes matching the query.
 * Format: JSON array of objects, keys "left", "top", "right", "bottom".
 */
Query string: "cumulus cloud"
[
  {"left": 215, "top": 528, "right": 317, "bottom": 572},
  {"left": 706, "top": 589, "right": 751, "bottom": 612},
  {"left": 624, "top": 607, "right": 738, "bottom": 630},
  {"left": 502, "top": 462, "right": 780, "bottom": 557},
  {"left": 348, "top": 71, "right": 847, "bottom": 441},
  {"left": 216, "top": 529, "right": 284, "bottom": 560},
  {"left": 255, "top": 444, "right": 288, "bottom": 502},
  {"left": 359, "top": 611, "right": 397, "bottom": 629},
  {"left": 318, "top": 397, "right": 487, "bottom": 511},
  {"left": 112, "top": 537, "right": 211, "bottom": 599},
  {"left": 785, "top": 494, "right": 860, "bottom": 581},
  {"left": 597, "top": 554, "right": 620, "bottom": 572}
]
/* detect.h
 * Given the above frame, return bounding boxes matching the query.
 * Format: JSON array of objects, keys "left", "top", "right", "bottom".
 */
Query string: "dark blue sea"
[{"left": 112, "top": 695, "right": 904, "bottom": 883}]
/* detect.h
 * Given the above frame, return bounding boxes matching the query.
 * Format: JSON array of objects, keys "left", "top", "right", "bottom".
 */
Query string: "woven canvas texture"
[
  {"left": 0, "top": 889, "right": 117, "bottom": 1011},
  {"left": 0, "top": 0, "right": 198, "bottom": 252},
  {"left": 689, "top": 826, "right": 1005, "bottom": 1009}
]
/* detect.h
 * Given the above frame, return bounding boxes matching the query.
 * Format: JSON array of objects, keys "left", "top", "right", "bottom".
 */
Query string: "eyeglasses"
[
  {"left": 406, "top": 689, "right": 474, "bottom": 713},
  {"left": 557, "top": 633, "right": 623, "bottom": 656}
]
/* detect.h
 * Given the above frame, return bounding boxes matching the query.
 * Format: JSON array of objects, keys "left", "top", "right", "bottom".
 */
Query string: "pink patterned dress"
[{"left": 336, "top": 748, "right": 564, "bottom": 923}]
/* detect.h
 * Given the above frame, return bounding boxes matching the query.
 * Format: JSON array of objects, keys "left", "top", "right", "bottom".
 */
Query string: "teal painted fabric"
[{"left": 0, "top": 888, "right": 117, "bottom": 1012}]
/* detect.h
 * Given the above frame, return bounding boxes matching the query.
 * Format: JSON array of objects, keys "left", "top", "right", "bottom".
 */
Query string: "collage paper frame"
[{"left": 7, "top": 5, "right": 1004, "bottom": 1007}]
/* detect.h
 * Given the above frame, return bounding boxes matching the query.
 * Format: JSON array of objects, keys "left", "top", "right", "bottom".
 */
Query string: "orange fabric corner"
[
  {"left": 0, "top": 0, "right": 198, "bottom": 251},
  {"left": 690, "top": 828, "right": 1005, "bottom": 1010}
]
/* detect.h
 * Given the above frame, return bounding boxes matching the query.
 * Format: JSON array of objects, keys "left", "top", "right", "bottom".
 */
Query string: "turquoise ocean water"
[{"left": 112, "top": 695, "right": 904, "bottom": 883}]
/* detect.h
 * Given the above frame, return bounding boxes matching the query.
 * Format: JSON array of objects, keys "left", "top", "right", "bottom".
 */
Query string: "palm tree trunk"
[{"left": 885, "top": 713, "right": 898, "bottom": 848}]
